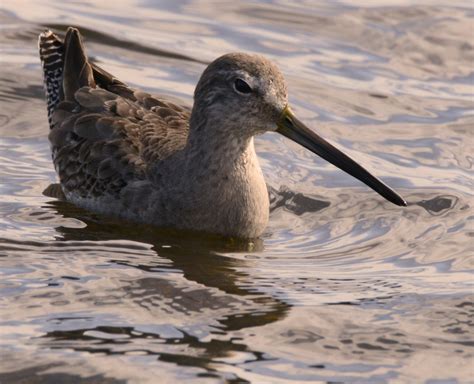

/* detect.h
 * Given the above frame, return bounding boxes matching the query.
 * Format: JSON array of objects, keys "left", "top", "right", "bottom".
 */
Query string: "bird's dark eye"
[{"left": 234, "top": 78, "right": 252, "bottom": 94}]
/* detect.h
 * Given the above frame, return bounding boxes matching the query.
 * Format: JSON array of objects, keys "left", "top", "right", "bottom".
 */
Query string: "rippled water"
[{"left": 1, "top": 1, "right": 473, "bottom": 383}]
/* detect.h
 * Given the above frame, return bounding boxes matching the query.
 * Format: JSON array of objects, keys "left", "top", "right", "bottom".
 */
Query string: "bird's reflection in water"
[{"left": 38, "top": 184, "right": 290, "bottom": 376}]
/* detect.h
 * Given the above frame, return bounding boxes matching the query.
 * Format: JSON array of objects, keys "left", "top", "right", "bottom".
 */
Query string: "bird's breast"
[{"left": 153, "top": 147, "right": 269, "bottom": 238}]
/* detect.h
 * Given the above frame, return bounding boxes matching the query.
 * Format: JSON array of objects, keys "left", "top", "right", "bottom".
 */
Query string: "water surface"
[{"left": 0, "top": 1, "right": 473, "bottom": 383}]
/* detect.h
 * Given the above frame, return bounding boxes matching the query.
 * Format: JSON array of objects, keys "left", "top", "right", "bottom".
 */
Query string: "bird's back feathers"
[{"left": 39, "top": 28, "right": 191, "bottom": 200}]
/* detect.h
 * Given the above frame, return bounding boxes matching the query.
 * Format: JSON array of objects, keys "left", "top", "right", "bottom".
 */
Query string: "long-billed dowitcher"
[{"left": 38, "top": 27, "right": 406, "bottom": 238}]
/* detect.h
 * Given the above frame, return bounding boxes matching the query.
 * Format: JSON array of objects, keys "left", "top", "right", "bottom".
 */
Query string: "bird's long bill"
[{"left": 277, "top": 107, "right": 407, "bottom": 206}]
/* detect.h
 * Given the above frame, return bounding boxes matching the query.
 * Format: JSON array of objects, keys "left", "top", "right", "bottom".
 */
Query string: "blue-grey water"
[{"left": 0, "top": 1, "right": 473, "bottom": 383}]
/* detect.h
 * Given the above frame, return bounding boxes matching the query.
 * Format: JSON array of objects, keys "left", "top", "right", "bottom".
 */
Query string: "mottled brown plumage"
[
  {"left": 49, "top": 86, "right": 191, "bottom": 199},
  {"left": 39, "top": 28, "right": 278, "bottom": 237},
  {"left": 42, "top": 28, "right": 195, "bottom": 199},
  {"left": 38, "top": 27, "right": 406, "bottom": 238}
]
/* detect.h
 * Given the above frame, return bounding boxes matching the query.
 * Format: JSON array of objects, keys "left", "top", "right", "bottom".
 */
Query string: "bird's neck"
[
  {"left": 186, "top": 112, "right": 255, "bottom": 175},
  {"left": 157, "top": 115, "right": 270, "bottom": 238}
]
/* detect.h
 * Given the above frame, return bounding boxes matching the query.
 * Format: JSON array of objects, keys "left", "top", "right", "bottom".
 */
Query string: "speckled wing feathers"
[{"left": 41, "top": 28, "right": 191, "bottom": 200}]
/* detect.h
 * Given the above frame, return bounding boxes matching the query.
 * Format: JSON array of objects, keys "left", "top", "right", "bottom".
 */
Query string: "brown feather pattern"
[
  {"left": 38, "top": 27, "right": 290, "bottom": 237},
  {"left": 50, "top": 86, "right": 191, "bottom": 199},
  {"left": 42, "top": 28, "right": 191, "bottom": 200}
]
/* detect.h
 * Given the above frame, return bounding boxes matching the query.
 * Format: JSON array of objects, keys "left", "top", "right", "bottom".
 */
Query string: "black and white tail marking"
[{"left": 38, "top": 30, "right": 64, "bottom": 128}]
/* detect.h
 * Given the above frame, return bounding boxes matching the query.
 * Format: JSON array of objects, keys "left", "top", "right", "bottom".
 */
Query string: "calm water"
[{"left": 1, "top": 1, "right": 473, "bottom": 383}]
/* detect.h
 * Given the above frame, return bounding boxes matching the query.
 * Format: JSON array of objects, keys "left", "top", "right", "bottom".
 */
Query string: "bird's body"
[
  {"left": 39, "top": 28, "right": 406, "bottom": 238},
  {"left": 39, "top": 28, "right": 272, "bottom": 237}
]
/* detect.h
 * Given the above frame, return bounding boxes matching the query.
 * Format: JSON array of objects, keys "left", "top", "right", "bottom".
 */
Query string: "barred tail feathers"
[
  {"left": 38, "top": 30, "right": 64, "bottom": 127},
  {"left": 39, "top": 27, "right": 96, "bottom": 128}
]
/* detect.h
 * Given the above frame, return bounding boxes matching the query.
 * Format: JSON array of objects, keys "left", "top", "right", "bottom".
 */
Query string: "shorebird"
[{"left": 38, "top": 27, "right": 406, "bottom": 238}]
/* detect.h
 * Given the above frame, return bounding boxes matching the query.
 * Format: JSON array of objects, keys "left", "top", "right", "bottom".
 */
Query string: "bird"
[{"left": 38, "top": 27, "right": 406, "bottom": 239}]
